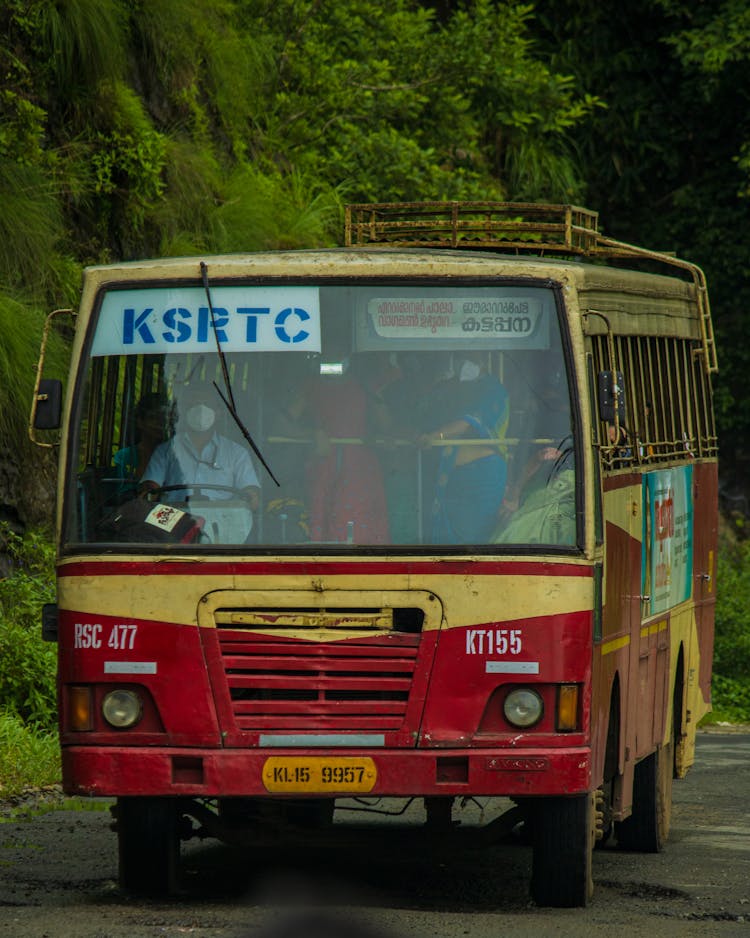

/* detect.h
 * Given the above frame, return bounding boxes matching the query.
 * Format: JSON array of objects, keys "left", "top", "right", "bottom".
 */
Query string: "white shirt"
[{"left": 143, "top": 432, "right": 259, "bottom": 500}]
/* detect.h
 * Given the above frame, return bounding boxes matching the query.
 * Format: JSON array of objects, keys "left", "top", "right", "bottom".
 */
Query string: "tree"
[
  {"left": 531, "top": 0, "right": 750, "bottom": 485},
  {"left": 235, "top": 0, "right": 598, "bottom": 202}
]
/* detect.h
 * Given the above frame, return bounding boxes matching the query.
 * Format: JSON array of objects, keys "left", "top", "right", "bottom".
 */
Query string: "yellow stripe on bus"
[
  {"left": 640, "top": 620, "right": 668, "bottom": 639},
  {"left": 601, "top": 635, "right": 630, "bottom": 656},
  {"left": 57, "top": 569, "right": 592, "bottom": 631}
]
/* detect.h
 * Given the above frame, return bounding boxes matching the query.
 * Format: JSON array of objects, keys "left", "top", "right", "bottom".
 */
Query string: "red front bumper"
[{"left": 63, "top": 745, "right": 591, "bottom": 798}]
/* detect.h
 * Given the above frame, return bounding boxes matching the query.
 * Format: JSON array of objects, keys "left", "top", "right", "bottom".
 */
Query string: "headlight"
[
  {"left": 503, "top": 688, "right": 543, "bottom": 728},
  {"left": 102, "top": 689, "right": 143, "bottom": 728}
]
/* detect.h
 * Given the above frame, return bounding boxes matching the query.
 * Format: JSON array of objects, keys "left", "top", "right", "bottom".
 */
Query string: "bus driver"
[{"left": 140, "top": 384, "right": 260, "bottom": 510}]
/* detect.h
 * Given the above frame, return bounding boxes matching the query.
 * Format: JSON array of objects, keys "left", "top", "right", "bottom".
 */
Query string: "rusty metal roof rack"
[
  {"left": 343, "top": 201, "right": 717, "bottom": 373},
  {"left": 345, "top": 200, "right": 600, "bottom": 253}
]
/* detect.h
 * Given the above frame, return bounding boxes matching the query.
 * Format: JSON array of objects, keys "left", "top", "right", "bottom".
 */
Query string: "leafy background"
[{"left": 2, "top": 0, "right": 749, "bottom": 494}]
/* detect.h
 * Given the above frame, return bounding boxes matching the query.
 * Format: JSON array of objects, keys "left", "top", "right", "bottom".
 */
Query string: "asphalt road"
[{"left": 0, "top": 730, "right": 748, "bottom": 938}]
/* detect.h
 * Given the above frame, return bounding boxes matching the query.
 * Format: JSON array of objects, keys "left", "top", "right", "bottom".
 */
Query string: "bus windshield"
[{"left": 64, "top": 281, "right": 577, "bottom": 550}]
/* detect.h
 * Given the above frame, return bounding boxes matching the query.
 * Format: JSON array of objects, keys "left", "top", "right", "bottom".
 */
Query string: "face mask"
[
  {"left": 186, "top": 403, "right": 216, "bottom": 433},
  {"left": 459, "top": 359, "right": 481, "bottom": 382}
]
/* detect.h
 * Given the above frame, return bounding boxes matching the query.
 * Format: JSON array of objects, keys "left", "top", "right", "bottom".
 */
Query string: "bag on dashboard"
[{"left": 97, "top": 498, "right": 204, "bottom": 544}]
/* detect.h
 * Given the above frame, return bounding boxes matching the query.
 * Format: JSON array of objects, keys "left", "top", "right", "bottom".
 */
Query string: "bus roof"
[{"left": 78, "top": 201, "right": 716, "bottom": 372}]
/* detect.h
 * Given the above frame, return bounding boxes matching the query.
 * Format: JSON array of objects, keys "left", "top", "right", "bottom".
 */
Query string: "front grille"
[{"left": 213, "top": 608, "right": 423, "bottom": 732}]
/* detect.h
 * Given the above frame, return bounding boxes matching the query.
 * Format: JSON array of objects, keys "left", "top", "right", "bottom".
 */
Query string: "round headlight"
[
  {"left": 102, "top": 689, "right": 143, "bottom": 729},
  {"left": 503, "top": 688, "right": 543, "bottom": 728}
]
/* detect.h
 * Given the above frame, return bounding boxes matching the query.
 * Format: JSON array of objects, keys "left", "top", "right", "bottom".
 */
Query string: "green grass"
[
  {"left": 0, "top": 525, "right": 58, "bottom": 729},
  {"left": 0, "top": 711, "right": 60, "bottom": 798},
  {"left": 708, "top": 524, "right": 750, "bottom": 724},
  {"left": 702, "top": 674, "right": 750, "bottom": 726},
  {"left": 0, "top": 795, "right": 111, "bottom": 823}
]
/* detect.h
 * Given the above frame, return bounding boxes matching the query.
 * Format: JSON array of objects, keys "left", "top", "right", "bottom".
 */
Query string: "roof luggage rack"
[
  {"left": 345, "top": 201, "right": 600, "bottom": 254},
  {"left": 344, "top": 201, "right": 717, "bottom": 373}
]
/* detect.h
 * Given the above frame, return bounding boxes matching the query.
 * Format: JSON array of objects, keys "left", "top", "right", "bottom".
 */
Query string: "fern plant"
[{"left": 0, "top": 525, "right": 57, "bottom": 729}]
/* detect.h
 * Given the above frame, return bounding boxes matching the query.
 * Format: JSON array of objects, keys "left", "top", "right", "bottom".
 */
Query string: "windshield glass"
[{"left": 64, "top": 281, "right": 577, "bottom": 550}]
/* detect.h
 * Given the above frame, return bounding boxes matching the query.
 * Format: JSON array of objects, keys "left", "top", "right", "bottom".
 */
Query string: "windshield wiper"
[{"left": 200, "top": 261, "right": 280, "bottom": 487}]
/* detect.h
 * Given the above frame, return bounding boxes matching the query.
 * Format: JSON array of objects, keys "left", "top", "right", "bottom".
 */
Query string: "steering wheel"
[{"left": 145, "top": 483, "right": 251, "bottom": 501}]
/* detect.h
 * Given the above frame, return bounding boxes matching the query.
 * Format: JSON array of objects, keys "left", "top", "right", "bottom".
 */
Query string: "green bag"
[{"left": 493, "top": 469, "right": 576, "bottom": 546}]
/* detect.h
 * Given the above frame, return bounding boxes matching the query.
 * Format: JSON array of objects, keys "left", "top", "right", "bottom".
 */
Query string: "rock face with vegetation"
[
  {"left": 0, "top": 0, "right": 603, "bottom": 527},
  {"left": 3, "top": 1, "right": 750, "bottom": 523}
]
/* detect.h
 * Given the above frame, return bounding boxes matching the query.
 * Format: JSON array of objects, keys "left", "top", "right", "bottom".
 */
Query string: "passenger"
[
  {"left": 419, "top": 351, "right": 508, "bottom": 544},
  {"left": 638, "top": 399, "right": 655, "bottom": 460},
  {"left": 357, "top": 351, "right": 420, "bottom": 544},
  {"left": 263, "top": 355, "right": 319, "bottom": 544},
  {"left": 303, "top": 352, "right": 390, "bottom": 544},
  {"left": 140, "top": 384, "right": 260, "bottom": 509},
  {"left": 113, "top": 391, "right": 173, "bottom": 490},
  {"left": 607, "top": 421, "right": 632, "bottom": 465},
  {"left": 502, "top": 369, "right": 573, "bottom": 512},
  {"left": 492, "top": 369, "right": 576, "bottom": 546}
]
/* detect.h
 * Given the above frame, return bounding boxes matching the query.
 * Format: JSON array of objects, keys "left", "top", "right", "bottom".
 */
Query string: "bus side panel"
[
  {"left": 674, "top": 461, "right": 718, "bottom": 775},
  {"left": 596, "top": 475, "right": 642, "bottom": 794},
  {"left": 597, "top": 459, "right": 717, "bottom": 794},
  {"left": 691, "top": 461, "right": 718, "bottom": 708}
]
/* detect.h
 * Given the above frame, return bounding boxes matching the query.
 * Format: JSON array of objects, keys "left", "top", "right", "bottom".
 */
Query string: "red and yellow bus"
[{"left": 32, "top": 202, "right": 717, "bottom": 906}]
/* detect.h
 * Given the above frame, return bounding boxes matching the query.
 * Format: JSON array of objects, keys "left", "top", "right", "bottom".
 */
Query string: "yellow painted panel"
[
  {"left": 639, "top": 619, "right": 668, "bottom": 639},
  {"left": 601, "top": 634, "right": 630, "bottom": 656},
  {"left": 58, "top": 563, "right": 592, "bottom": 631}
]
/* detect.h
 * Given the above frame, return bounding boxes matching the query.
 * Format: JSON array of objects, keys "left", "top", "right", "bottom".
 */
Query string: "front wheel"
[
  {"left": 116, "top": 797, "right": 181, "bottom": 896},
  {"left": 530, "top": 792, "right": 595, "bottom": 907}
]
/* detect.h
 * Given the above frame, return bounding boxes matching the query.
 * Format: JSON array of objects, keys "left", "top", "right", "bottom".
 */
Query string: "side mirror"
[
  {"left": 597, "top": 371, "right": 626, "bottom": 423},
  {"left": 42, "top": 603, "right": 59, "bottom": 642},
  {"left": 29, "top": 307, "right": 74, "bottom": 447},
  {"left": 34, "top": 378, "right": 63, "bottom": 430}
]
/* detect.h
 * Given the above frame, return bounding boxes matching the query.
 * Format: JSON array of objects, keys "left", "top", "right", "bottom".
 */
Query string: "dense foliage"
[
  {"left": 0, "top": 710, "right": 59, "bottom": 797},
  {"left": 713, "top": 538, "right": 750, "bottom": 679},
  {"left": 707, "top": 532, "right": 750, "bottom": 722},
  {"left": 0, "top": 525, "right": 57, "bottom": 728},
  {"left": 2, "top": 1, "right": 749, "bottom": 479},
  {"left": 0, "top": 0, "right": 603, "bottom": 469},
  {"left": 3, "top": 0, "right": 750, "bottom": 465},
  {"left": 530, "top": 0, "right": 750, "bottom": 483},
  {"left": 0, "top": 524, "right": 60, "bottom": 795},
  {"left": 0, "top": 0, "right": 596, "bottom": 274}
]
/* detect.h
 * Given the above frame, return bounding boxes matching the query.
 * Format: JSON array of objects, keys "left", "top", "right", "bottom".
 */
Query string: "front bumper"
[{"left": 63, "top": 745, "right": 591, "bottom": 798}]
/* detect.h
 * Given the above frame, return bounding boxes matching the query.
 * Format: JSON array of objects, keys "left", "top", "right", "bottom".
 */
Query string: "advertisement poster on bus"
[
  {"left": 355, "top": 288, "right": 554, "bottom": 350},
  {"left": 642, "top": 466, "right": 694, "bottom": 616}
]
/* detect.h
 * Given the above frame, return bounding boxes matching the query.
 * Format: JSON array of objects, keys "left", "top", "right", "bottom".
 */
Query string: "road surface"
[{"left": 0, "top": 730, "right": 748, "bottom": 937}]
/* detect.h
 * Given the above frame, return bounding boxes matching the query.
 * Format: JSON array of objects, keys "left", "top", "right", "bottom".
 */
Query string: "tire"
[
  {"left": 530, "top": 792, "right": 595, "bottom": 907},
  {"left": 117, "top": 797, "right": 181, "bottom": 896},
  {"left": 616, "top": 735, "right": 673, "bottom": 852}
]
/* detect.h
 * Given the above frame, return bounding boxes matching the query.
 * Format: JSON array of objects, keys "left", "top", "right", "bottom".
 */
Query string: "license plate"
[{"left": 262, "top": 756, "right": 377, "bottom": 793}]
